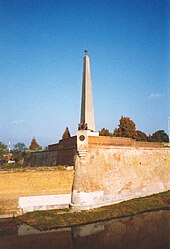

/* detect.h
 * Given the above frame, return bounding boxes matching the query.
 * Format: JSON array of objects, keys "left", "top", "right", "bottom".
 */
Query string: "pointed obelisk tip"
[{"left": 84, "top": 49, "right": 88, "bottom": 55}]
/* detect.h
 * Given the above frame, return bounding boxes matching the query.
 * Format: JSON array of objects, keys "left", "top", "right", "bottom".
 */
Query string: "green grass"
[{"left": 19, "top": 190, "right": 170, "bottom": 230}]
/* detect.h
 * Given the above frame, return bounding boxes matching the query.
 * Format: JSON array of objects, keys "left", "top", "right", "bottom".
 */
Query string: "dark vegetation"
[
  {"left": 62, "top": 127, "right": 71, "bottom": 139},
  {"left": 20, "top": 190, "right": 170, "bottom": 230},
  {"left": 29, "top": 137, "right": 42, "bottom": 151},
  {"left": 0, "top": 138, "right": 42, "bottom": 166},
  {"left": 99, "top": 116, "right": 169, "bottom": 142}
]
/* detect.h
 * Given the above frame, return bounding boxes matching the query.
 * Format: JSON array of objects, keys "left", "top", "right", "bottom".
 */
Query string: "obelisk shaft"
[{"left": 80, "top": 55, "right": 95, "bottom": 131}]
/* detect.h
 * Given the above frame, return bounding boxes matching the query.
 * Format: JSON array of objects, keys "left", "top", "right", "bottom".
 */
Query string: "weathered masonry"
[
  {"left": 27, "top": 136, "right": 77, "bottom": 167},
  {"left": 71, "top": 135, "right": 170, "bottom": 210}
]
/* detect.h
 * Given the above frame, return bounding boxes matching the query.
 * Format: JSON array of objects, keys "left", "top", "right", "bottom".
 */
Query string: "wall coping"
[{"left": 89, "top": 145, "right": 170, "bottom": 150}]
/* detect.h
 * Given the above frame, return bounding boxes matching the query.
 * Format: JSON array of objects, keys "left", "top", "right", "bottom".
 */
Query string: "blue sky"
[{"left": 0, "top": 0, "right": 169, "bottom": 147}]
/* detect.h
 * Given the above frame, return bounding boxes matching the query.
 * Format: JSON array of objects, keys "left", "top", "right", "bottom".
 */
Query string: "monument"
[
  {"left": 28, "top": 51, "right": 99, "bottom": 166},
  {"left": 79, "top": 50, "right": 96, "bottom": 132},
  {"left": 77, "top": 50, "right": 99, "bottom": 157},
  {"left": 23, "top": 51, "right": 169, "bottom": 213}
]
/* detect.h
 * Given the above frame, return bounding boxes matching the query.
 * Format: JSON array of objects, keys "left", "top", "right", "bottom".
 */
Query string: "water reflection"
[{"left": 0, "top": 210, "right": 169, "bottom": 249}]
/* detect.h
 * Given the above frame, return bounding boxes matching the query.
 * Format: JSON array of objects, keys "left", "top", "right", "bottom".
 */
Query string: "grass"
[{"left": 19, "top": 190, "right": 170, "bottom": 230}]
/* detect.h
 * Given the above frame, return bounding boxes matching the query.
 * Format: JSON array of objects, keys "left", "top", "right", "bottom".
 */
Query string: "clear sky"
[{"left": 0, "top": 0, "right": 169, "bottom": 147}]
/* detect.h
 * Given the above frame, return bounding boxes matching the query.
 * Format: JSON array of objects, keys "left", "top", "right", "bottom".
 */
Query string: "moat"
[{"left": 0, "top": 210, "right": 169, "bottom": 249}]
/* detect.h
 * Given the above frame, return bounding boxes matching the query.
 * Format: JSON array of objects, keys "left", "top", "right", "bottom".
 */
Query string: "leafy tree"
[
  {"left": 114, "top": 116, "right": 137, "bottom": 139},
  {"left": 151, "top": 130, "right": 169, "bottom": 143},
  {"left": 62, "top": 127, "right": 71, "bottom": 139},
  {"left": 29, "top": 138, "right": 41, "bottom": 151},
  {"left": 99, "top": 128, "right": 112, "bottom": 136},
  {"left": 136, "top": 130, "right": 148, "bottom": 141},
  {"left": 113, "top": 128, "right": 119, "bottom": 137},
  {"left": 13, "top": 143, "right": 27, "bottom": 152},
  {"left": 0, "top": 141, "right": 7, "bottom": 161},
  {"left": 0, "top": 141, "right": 7, "bottom": 152},
  {"left": 13, "top": 142, "right": 27, "bottom": 163}
]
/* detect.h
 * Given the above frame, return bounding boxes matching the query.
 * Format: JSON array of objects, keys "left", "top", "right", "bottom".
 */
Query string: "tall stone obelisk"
[
  {"left": 76, "top": 51, "right": 98, "bottom": 158},
  {"left": 79, "top": 50, "right": 96, "bottom": 132},
  {"left": 71, "top": 51, "right": 99, "bottom": 209}
]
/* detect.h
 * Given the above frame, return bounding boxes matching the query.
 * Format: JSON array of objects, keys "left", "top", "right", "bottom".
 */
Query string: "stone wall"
[
  {"left": 88, "top": 136, "right": 164, "bottom": 148},
  {"left": 28, "top": 150, "right": 58, "bottom": 166},
  {"left": 27, "top": 136, "right": 77, "bottom": 167},
  {"left": 71, "top": 140, "right": 170, "bottom": 209}
]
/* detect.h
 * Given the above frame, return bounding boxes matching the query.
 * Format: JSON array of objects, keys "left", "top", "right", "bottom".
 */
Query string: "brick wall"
[
  {"left": 28, "top": 150, "right": 58, "bottom": 166},
  {"left": 88, "top": 136, "right": 164, "bottom": 148},
  {"left": 28, "top": 136, "right": 77, "bottom": 166}
]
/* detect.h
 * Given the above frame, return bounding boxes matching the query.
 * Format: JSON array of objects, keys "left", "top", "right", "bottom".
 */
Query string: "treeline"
[
  {"left": 0, "top": 127, "right": 71, "bottom": 165},
  {"left": 99, "top": 116, "right": 169, "bottom": 143},
  {"left": 0, "top": 137, "right": 42, "bottom": 165},
  {"left": 0, "top": 127, "right": 72, "bottom": 165}
]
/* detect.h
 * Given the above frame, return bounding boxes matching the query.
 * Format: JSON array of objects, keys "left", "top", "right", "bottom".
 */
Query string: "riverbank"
[{"left": 19, "top": 190, "right": 170, "bottom": 230}]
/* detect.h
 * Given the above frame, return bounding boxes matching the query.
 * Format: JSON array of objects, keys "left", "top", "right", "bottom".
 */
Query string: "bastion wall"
[
  {"left": 71, "top": 134, "right": 170, "bottom": 209},
  {"left": 27, "top": 136, "right": 77, "bottom": 166}
]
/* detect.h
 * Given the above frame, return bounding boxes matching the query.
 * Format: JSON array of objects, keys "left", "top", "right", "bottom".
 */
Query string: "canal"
[{"left": 0, "top": 210, "right": 169, "bottom": 249}]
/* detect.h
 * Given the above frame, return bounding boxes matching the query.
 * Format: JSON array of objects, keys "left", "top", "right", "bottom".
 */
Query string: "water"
[{"left": 0, "top": 210, "right": 169, "bottom": 249}]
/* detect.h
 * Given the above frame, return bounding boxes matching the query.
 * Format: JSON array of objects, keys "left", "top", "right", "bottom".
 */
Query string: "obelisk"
[{"left": 79, "top": 50, "right": 96, "bottom": 132}]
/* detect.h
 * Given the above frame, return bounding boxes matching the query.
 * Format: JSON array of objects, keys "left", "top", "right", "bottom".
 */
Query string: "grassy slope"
[{"left": 20, "top": 190, "right": 170, "bottom": 230}]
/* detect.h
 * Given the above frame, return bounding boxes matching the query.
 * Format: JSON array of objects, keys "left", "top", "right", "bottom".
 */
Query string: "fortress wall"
[
  {"left": 88, "top": 136, "right": 164, "bottom": 148},
  {"left": 29, "top": 148, "right": 76, "bottom": 167},
  {"left": 27, "top": 136, "right": 77, "bottom": 167},
  {"left": 57, "top": 136, "right": 77, "bottom": 166},
  {"left": 71, "top": 145, "right": 170, "bottom": 209},
  {"left": 48, "top": 136, "right": 77, "bottom": 151},
  {"left": 28, "top": 150, "right": 59, "bottom": 166},
  {"left": 57, "top": 148, "right": 77, "bottom": 166}
]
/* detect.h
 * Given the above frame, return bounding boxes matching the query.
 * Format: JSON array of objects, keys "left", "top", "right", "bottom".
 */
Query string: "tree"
[
  {"left": 0, "top": 141, "right": 7, "bottom": 161},
  {"left": 62, "top": 127, "right": 71, "bottom": 139},
  {"left": 99, "top": 128, "right": 112, "bottom": 136},
  {"left": 13, "top": 143, "right": 27, "bottom": 163},
  {"left": 0, "top": 141, "right": 7, "bottom": 152},
  {"left": 151, "top": 130, "right": 169, "bottom": 143},
  {"left": 29, "top": 138, "right": 41, "bottom": 151},
  {"left": 136, "top": 130, "right": 148, "bottom": 141},
  {"left": 113, "top": 128, "right": 119, "bottom": 137},
  {"left": 13, "top": 143, "right": 27, "bottom": 152},
  {"left": 114, "top": 116, "right": 137, "bottom": 139}
]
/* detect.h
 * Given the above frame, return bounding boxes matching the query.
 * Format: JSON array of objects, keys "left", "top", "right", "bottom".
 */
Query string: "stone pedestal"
[{"left": 76, "top": 130, "right": 99, "bottom": 157}]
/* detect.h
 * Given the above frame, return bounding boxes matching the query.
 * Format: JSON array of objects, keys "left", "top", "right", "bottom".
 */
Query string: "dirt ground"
[{"left": 0, "top": 168, "right": 74, "bottom": 214}]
